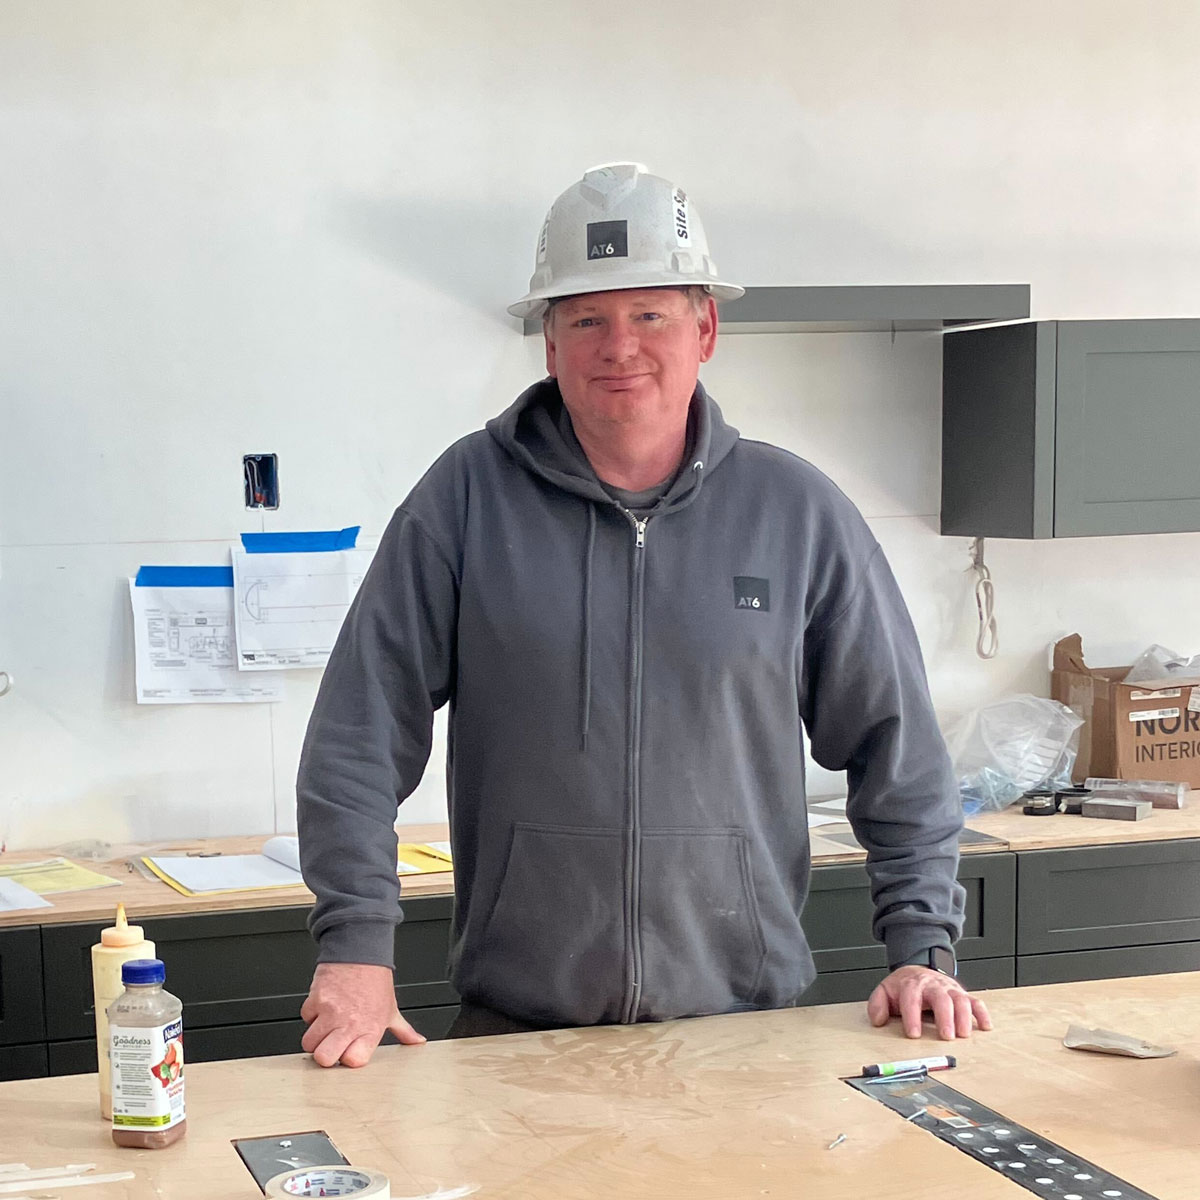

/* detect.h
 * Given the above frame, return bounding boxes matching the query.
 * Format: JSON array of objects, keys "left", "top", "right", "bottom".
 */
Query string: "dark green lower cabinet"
[
  {"left": 1017, "top": 942, "right": 1200, "bottom": 987},
  {"left": 10, "top": 839, "right": 1200, "bottom": 1083},
  {"left": 803, "top": 853, "right": 1016, "bottom": 972},
  {"left": 0, "top": 1043, "right": 48, "bottom": 1080},
  {"left": 799, "top": 956, "right": 1015, "bottom": 1008},
  {"left": 0, "top": 926, "right": 46, "bottom": 1046},
  {"left": 32, "top": 894, "right": 459, "bottom": 1079},
  {"left": 1017, "top": 839, "right": 1200, "bottom": 955}
]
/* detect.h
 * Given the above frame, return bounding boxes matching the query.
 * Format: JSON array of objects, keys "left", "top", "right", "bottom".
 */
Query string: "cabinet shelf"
[{"left": 520, "top": 283, "right": 1030, "bottom": 336}]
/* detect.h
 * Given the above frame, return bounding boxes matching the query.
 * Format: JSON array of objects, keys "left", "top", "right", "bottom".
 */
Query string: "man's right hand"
[{"left": 300, "top": 961, "right": 427, "bottom": 1067}]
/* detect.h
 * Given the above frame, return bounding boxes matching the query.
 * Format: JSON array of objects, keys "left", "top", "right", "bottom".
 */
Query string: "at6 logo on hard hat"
[{"left": 586, "top": 220, "right": 628, "bottom": 259}]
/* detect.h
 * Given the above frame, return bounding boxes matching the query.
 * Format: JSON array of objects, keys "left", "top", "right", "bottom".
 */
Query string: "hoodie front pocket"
[
  {"left": 637, "top": 828, "right": 768, "bottom": 1019},
  {"left": 469, "top": 823, "right": 625, "bottom": 1026}
]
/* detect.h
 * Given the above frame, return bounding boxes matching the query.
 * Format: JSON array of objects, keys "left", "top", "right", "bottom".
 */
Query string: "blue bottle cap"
[{"left": 121, "top": 958, "right": 165, "bottom": 985}]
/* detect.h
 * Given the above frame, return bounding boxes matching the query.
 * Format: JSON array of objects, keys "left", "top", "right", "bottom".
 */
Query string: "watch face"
[{"left": 931, "top": 947, "right": 957, "bottom": 976}]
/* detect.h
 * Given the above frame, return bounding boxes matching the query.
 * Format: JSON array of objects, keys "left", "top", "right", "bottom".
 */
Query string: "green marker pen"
[{"left": 861, "top": 1055, "right": 956, "bottom": 1077}]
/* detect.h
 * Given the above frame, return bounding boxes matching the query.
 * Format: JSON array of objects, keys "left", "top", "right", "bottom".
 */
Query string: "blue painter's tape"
[
  {"left": 240, "top": 526, "right": 360, "bottom": 554},
  {"left": 135, "top": 566, "right": 234, "bottom": 588}
]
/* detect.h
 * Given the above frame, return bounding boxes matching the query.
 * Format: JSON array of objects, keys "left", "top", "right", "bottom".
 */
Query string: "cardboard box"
[{"left": 1051, "top": 634, "right": 1200, "bottom": 787}]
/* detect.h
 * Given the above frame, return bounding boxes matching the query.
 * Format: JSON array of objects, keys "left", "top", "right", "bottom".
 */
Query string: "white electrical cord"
[{"left": 970, "top": 537, "right": 998, "bottom": 660}]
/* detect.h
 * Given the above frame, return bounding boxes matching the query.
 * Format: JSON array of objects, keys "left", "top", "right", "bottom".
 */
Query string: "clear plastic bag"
[
  {"left": 1123, "top": 644, "right": 1200, "bottom": 685},
  {"left": 943, "top": 694, "right": 1084, "bottom": 813}
]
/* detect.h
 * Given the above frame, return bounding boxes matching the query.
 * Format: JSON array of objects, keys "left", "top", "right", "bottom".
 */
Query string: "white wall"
[{"left": 2, "top": 1, "right": 1199, "bottom": 849}]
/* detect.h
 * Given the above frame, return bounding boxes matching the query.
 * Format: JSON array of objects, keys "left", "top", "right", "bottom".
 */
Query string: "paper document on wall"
[
  {"left": 0, "top": 877, "right": 53, "bottom": 912},
  {"left": 232, "top": 529, "right": 374, "bottom": 670},
  {"left": 129, "top": 567, "right": 284, "bottom": 704}
]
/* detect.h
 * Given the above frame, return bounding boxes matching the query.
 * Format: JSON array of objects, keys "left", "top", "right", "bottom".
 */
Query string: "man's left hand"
[{"left": 867, "top": 966, "right": 993, "bottom": 1039}]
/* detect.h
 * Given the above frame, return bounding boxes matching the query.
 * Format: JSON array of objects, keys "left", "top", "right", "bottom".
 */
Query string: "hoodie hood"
[
  {"left": 485, "top": 378, "right": 740, "bottom": 509},
  {"left": 485, "top": 377, "right": 741, "bottom": 754}
]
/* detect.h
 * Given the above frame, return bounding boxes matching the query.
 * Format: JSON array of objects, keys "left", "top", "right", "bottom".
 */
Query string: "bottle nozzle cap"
[{"left": 100, "top": 902, "right": 146, "bottom": 947}]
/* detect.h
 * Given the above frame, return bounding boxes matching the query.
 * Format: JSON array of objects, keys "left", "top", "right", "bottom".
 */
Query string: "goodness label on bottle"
[{"left": 111, "top": 1020, "right": 185, "bottom": 1128}]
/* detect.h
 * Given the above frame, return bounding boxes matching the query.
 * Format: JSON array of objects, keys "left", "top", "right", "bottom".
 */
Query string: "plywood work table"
[{"left": 5, "top": 972, "right": 1198, "bottom": 1199}]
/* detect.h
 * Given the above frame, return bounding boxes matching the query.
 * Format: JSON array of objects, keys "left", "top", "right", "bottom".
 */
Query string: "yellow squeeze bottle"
[{"left": 91, "top": 904, "right": 155, "bottom": 1119}]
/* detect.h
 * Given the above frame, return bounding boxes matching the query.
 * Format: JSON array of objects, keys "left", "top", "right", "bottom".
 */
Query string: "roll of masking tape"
[{"left": 265, "top": 1167, "right": 390, "bottom": 1199}]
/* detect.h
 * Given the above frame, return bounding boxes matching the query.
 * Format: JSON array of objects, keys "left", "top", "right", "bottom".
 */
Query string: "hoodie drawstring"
[{"left": 581, "top": 502, "right": 596, "bottom": 752}]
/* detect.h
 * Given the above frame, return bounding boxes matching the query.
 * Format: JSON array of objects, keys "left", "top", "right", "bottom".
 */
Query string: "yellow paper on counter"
[
  {"left": 397, "top": 842, "right": 453, "bottom": 875},
  {"left": 0, "top": 856, "right": 121, "bottom": 895}
]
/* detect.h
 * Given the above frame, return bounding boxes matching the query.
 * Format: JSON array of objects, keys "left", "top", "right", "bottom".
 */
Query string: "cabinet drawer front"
[
  {"left": 0, "top": 1041, "right": 48, "bottom": 1082},
  {"left": 1017, "top": 943, "right": 1200, "bottom": 988},
  {"left": 1054, "top": 319, "right": 1200, "bottom": 536},
  {"left": 42, "top": 896, "right": 455, "bottom": 1040},
  {"left": 803, "top": 853, "right": 1015, "bottom": 972},
  {"left": 1017, "top": 839, "right": 1200, "bottom": 954},
  {"left": 0, "top": 926, "right": 45, "bottom": 1046},
  {"left": 797, "top": 956, "right": 1014, "bottom": 1008}
]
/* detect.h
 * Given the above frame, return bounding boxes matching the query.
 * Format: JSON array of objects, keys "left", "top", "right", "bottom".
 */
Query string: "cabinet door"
[
  {"left": 1054, "top": 319, "right": 1200, "bottom": 536},
  {"left": 0, "top": 926, "right": 45, "bottom": 1046},
  {"left": 797, "top": 956, "right": 1014, "bottom": 1008},
  {"left": 43, "top": 907, "right": 319, "bottom": 1039},
  {"left": 803, "top": 853, "right": 1015, "bottom": 972},
  {"left": 0, "top": 1043, "right": 48, "bottom": 1081},
  {"left": 1017, "top": 942, "right": 1200, "bottom": 987},
  {"left": 1017, "top": 839, "right": 1200, "bottom": 955}
]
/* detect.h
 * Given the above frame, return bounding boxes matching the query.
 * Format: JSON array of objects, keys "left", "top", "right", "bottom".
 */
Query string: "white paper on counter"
[
  {"left": 129, "top": 580, "right": 284, "bottom": 704},
  {"left": 0, "top": 877, "right": 53, "bottom": 913},
  {"left": 144, "top": 852, "right": 301, "bottom": 893},
  {"left": 232, "top": 547, "right": 375, "bottom": 670},
  {"left": 807, "top": 812, "right": 846, "bottom": 829},
  {"left": 809, "top": 796, "right": 848, "bottom": 814},
  {"left": 262, "top": 835, "right": 300, "bottom": 873}
]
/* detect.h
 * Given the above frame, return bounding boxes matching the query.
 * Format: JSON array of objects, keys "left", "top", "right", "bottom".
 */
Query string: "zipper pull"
[{"left": 634, "top": 519, "right": 646, "bottom": 549}]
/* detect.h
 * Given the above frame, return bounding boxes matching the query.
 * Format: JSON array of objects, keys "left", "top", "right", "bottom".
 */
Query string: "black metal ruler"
[{"left": 846, "top": 1074, "right": 1158, "bottom": 1200}]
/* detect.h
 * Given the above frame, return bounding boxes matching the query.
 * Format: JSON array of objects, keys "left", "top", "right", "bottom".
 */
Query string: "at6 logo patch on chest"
[{"left": 734, "top": 577, "right": 770, "bottom": 611}]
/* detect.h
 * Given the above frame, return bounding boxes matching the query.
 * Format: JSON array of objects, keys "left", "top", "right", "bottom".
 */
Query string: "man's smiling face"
[{"left": 544, "top": 287, "right": 717, "bottom": 431}]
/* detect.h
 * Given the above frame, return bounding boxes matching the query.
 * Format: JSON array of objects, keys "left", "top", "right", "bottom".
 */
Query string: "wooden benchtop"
[
  {"left": 0, "top": 825, "right": 452, "bottom": 929},
  {"left": 968, "top": 800, "right": 1200, "bottom": 851},
  {"left": 4, "top": 803, "right": 1200, "bottom": 928},
  {"left": 4, "top": 971, "right": 1197, "bottom": 1199}
]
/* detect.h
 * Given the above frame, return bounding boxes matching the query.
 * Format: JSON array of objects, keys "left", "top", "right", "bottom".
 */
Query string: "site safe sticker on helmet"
[
  {"left": 586, "top": 221, "right": 628, "bottom": 260},
  {"left": 673, "top": 189, "right": 690, "bottom": 246}
]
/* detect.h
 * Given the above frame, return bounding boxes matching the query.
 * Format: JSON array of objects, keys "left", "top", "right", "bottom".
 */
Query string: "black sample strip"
[
  {"left": 232, "top": 1130, "right": 350, "bottom": 1194},
  {"left": 846, "top": 1074, "right": 1158, "bottom": 1200}
]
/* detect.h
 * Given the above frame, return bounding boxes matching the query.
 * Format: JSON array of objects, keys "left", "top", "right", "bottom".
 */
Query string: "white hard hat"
[{"left": 507, "top": 162, "right": 745, "bottom": 319}]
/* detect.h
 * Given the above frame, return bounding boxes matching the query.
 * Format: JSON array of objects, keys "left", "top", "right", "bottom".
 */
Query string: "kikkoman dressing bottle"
[
  {"left": 108, "top": 958, "right": 186, "bottom": 1148},
  {"left": 90, "top": 903, "right": 155, "bottom": 1119}
]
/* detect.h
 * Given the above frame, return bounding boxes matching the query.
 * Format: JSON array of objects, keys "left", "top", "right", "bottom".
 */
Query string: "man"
[{"left": 298, "top": 163, "right": 991, "bottom": 1067}]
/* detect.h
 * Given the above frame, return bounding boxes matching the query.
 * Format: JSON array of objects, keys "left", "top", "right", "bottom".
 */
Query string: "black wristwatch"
[{"left": 897, "top": 946, "right": 957, "bottom": 977}]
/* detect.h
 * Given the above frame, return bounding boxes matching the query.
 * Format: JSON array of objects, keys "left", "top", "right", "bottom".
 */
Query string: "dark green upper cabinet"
[{"left": 942, "top": 319, "right": 1200, "bottom": 538}]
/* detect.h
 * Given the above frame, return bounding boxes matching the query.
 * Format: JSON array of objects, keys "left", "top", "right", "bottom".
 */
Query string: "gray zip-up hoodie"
[{"left": 297, "top": 379, "right": 965, "bottom": 1026}]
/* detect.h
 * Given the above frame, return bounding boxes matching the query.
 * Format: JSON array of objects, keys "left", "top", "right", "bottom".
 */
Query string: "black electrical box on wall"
[{"left": 243, "top": 454, "right": 279, "bottom": 510}]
